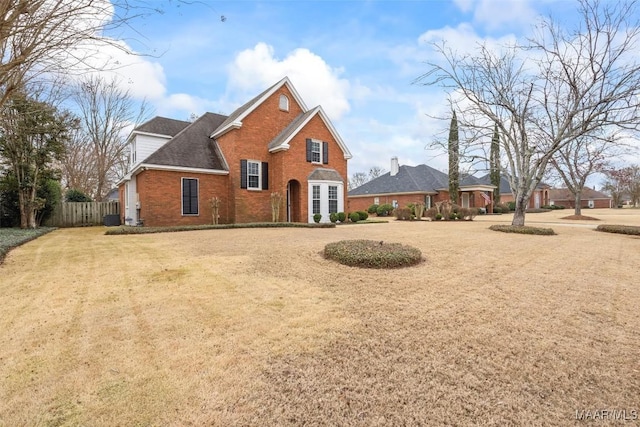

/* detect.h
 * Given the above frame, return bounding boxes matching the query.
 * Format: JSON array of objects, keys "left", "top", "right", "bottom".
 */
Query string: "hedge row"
[
  {"left": 595, "top": 224, "right": 640, "bottom": 236},
  {"left": 105, "top": 222, "right": 335, "bottom": 235},
  {"left": 488, "top": 224, "right": 556, "bottom": 235}
]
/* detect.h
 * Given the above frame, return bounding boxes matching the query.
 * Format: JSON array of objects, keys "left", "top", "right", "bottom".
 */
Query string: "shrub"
[
  {"left": 435, "top": 213, "right": 443, "bottom": 220},
  {"left": 324, "top": 239, "right": 423, "bottom": 269},
  {"left": 493, "top": 206, "right": 503, "bottom": 214},
  {"left": 329, "top": 212, "right": 338, "bottom": 223},
  {"left": 489, "top": 224, "right": 556, "bottom": 235},
  {"left": 457, "top": 207, "right": 478, "bottom": 221},
  {"left": 414, "top": 202, "right": 426, "bottom": 219},
  {"left": 425, "top": 207, "right": 438, "bottom": 220},
  {"left": 449, "top": 212, "right": 458, "bottom": 220},
  {"left": 357, "top": 211, "right": 369, "bottom": 221},
  {"left": 337, "top": 212, "right": 346, "bottom": 222},
  {"left": 349, "top": 212, "right": 360, "bottom": 223},
  {"left": 376, "top": 204, "right": 394, "bottom": 216},
  {"left": 506, "top": 201, "right": 516, "bottom": 211},
  {"left": 596, "top": 224, "right": 640, "bottom": 236},
  {"left": 65, "top": 189, "right": 92, "bottom": 202},
  {"left": 394, "top": 208, "right": 412, "bottom": 220},
  {"left": 313, "top": 214, "right": 322, "bottom": 223},
  {"left": 367, "top": 204, "right": 379, "bottom": 214}
]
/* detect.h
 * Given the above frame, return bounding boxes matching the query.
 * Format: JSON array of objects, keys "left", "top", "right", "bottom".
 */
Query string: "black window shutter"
[
  {"left": 306, "top": 138, "right": 312, "bottom": 162},
  {"left": 322, "top": 142, "right": 329, "bottom": 165},
  {"left": 240, "top": 159, "right": 247, "bottom": 189},
  {"left": 189, "top": 179, "right": 198, "bottom": 214},
  {"left": 262, "top": 162, "right": 269, "bottom": 190}
]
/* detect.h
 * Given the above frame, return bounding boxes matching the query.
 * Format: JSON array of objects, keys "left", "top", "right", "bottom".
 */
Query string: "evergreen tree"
[
  {"left": 490, "top": 123, "right": 501, "bottom": 204},
  {"left": 448, "top": 110, "right": 459, "bottom": 204}
]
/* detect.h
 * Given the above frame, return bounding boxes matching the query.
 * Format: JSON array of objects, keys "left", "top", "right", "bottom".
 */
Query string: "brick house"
[
  {"left": 487, "top": 175, "right": 550, "bottom": 208},
  {"left": 347, "top": 157, "right": 496, "bottom": 213},
  {"left": 549, "top": 187, "right": 612, "bottom": 209},
  {"left": 118, "top": 77, "right": 352, "bottom": 226}
]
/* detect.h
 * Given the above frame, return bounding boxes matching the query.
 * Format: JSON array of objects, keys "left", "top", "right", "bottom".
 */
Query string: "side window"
[
  {"left": 182, "top": 178, "right": 199, "bottom": 215},
  {"left": 306, "top": 139, "right": 329, "bottom": 164},
  {"left": 240, "top": 160, "right": 269, "bottom": 190},
  {"left": 279, "top": 94, "right": 289, "bottom": 111},
  {"left": 312, "top": 185, "right": 321, "bottom": 214},
  {"left": 374, "top": 197, "right": 380, "bottom": 205},
  {"left": 328, "top": 186, "right": 338, "bottom": 214}
]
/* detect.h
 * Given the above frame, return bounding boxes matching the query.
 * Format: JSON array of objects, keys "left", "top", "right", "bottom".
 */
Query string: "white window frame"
[
  {"left": 328, "top": 185, "right": 338, "bottom": 214},
  {"left": 308, "top": 181, "right": 344, "bottom": 223},
  {"left": 279, "top": 94, "right": 289, "bottom": 111},
  {"left": 312, "top": 185, "right": 321, "bottom": 215},
  {"left": 374, "top": 197, "right": 380, "bottom": 205},
  {"left": 247, "top": 160, "right": 261, "bottom": 190},
  {"left": 311, "top": 140, "right": 322, "bottom": 164}
]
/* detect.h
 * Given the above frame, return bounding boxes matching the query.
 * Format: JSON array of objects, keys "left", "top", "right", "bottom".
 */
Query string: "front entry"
[
  {"left": 461, "top": 193, "right": 470, "bottom": 208},
  {"left": 287, "top": 180, "right": 301, "bottom": 222}
]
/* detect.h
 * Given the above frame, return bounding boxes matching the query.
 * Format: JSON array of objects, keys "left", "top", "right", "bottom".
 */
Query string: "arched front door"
[{"left": 287, "top": 180, "right": 301, "bottom": 222}]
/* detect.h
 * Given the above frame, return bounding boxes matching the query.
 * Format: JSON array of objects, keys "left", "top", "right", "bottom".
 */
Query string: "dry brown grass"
[{"left": 1, "top": 208, "right": 639, "bottom": 426}]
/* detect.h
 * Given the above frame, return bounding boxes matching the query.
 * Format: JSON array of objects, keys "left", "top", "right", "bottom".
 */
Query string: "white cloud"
[
  {"left": 226, "top": 42, "right": 352, "bottom": 120},
  {"left": 451, "top": 0, "right": 538, "bottom": 32}
]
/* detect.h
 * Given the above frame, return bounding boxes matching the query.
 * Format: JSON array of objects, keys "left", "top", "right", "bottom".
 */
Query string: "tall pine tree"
[
  {"left": 448, "top": 110, "right": 459, "bottom": 204},
  {"left": 490, "top": 123, "right": 501, "bottom": 204}
]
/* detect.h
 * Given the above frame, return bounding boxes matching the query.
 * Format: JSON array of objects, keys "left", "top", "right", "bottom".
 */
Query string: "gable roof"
[
  {"left": 132, "top": 116, "right": 191, "bottom": 138},
  {"left": 349, "top": 164, "right": 450, "bottom": 196},
  {"left": 211, "top": 77, "right": 308, "bottom": 139},
  {"left": 477, "top": 174, "right": 550, "bottom": 194},
  {"left": 268, "top": 106, "right": 352, "bottom": 159},
  {"left": 549, "top": 187, "right": 612, "bottom": 201},
  {"left": 141, "top": 113, "right": 228, "bottom": 170}
]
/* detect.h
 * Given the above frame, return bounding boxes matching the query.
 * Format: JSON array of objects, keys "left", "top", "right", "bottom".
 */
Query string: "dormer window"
[{"left": 279, "top": 94, "right": 289, "bottom": 112}]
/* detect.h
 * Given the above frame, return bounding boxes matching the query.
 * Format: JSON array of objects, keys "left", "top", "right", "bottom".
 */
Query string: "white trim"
[
  {"left": 212, "top": 77, "right": 309, "bottom": 139},
  {"left": 132, "top": 163, "right": 229, "bottom": 176},
  {"left": 279, "top": 94, "right": 289, "bottom": 111},
  {"left": 181, "top": 177, "right": 200, "bottom": 216},
  {"left": 268, "top": 106, "right": 353, "bottom": 159},
  {"left": 311, "top": 139, "right": 322, "bottom": 164}
]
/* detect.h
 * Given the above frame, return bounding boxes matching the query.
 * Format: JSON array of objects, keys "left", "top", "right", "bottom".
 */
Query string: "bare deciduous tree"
[
  {"left": 416, "top": 0, "right": 640, "bottom": 226},
  {"left": 66, "top": 76, "right": 148, "bottom": 200},
  {"left": 348, "top": 172, "right": 368, "bottom": 191}
]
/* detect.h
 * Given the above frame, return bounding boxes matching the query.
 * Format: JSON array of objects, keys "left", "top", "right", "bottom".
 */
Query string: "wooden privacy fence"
[{"left": 45, "top": 201, "right": 120, "bottom": 227}]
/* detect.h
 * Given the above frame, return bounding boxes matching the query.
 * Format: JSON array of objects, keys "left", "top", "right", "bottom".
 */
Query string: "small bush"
[
  {"left": 337, "top": 212, "right": 346, "bottom": 222},
  {"left": 435, "top": 213, "right": 443, "bottom": 220},
  {"left": 489, "top": 224, "right": 556, "bottom": 235},
  {"left": 357, "top": 211, "right": 369, "bottom": 221},
  {"left": 493, "top": 206, "right": 503, "bottom": 214},
  {"left": 349, "top": 212, "right": 360, "bottom": 223},
  {"left": 457, "top": 207, "right": 478, "bottom": 221},
  {"left": 367, "top": 204, "right": 379, "bottom": 214},
  {"left": 395, "top": 208, "right": 412, "bottom": 220},
  {"left": 313, "top": 213, "right": 322, "bottom": 223},
  {"left": 596, "top": 224, "right": 640, "bottom": 236},
  {"left": 329, "top": 212, "right": 338, "bottom": 223},
  {"left": 506, "top": 201, "right": 516, "bottom": 211},
  {"left": 324, "top": 239, "right": 423, "bottom": 269},
  {"left": 425, "top": 207, "right": 438, "bottom": 220},
  {"left": 449, "top": 212, "right": 458, "bottom": 220},
  {"left": 376, "top": 204, "right": 394, "bottom": 216}
]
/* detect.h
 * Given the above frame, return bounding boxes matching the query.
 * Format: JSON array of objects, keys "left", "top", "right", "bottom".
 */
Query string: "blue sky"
[{"left": 97, "top": 0, "right": 585, "bottom": 177}]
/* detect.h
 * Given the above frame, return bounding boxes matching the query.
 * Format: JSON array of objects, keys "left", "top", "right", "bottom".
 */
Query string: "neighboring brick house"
[
  {"left": 481, "top": 174, "right": 551, "bottom": 209},
  {"left": 118, "top": 77, "right": 352, "bottom": 226},
  {"left": 549, "top": 187, "right": 612, "bottom": 209},
  {"left": 347, "top": 157, "right": 496, "bottom": 213}
]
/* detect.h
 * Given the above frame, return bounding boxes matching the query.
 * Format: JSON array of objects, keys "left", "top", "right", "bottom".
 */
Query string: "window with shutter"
[{"left": 182, "top": 178, "right": 199, "bottom": 215}]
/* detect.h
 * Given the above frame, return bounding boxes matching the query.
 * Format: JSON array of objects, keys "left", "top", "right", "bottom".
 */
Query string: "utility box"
[{"left": 103, "top": 214, "right": 121, "bottom": 227}]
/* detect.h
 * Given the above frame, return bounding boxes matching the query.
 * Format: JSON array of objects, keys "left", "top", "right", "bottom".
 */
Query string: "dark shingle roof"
[
  {"left": 142, "top": 113, "right": 228, "bottom": 170},
  {"left": 349, "top": 164, "right": 450, "bottom": 196},
  {"left": 308, "top": 168, "right": 344, "bottom": 181},
  {"left": 268, "top": 110, "right": 315, "bottom": 150},
  {"left": 134, "top": 116, "right": 191, "bottom": 137}
]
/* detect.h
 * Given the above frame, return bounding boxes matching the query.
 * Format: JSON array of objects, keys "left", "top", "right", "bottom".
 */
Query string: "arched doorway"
[{"left": 287, "top": 180, "right": 301, "bottom": 222}]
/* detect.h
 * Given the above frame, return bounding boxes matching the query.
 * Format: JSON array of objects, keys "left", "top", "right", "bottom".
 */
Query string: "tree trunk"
[
  {"left": 511, "top": 196, "right": 528, "bottom": 226},
  {"left": 18, "top": 191, "right": 28, "bottom": 229},
  {"left": 574, "top": 191, "right": 582, "bottom": 216}
]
